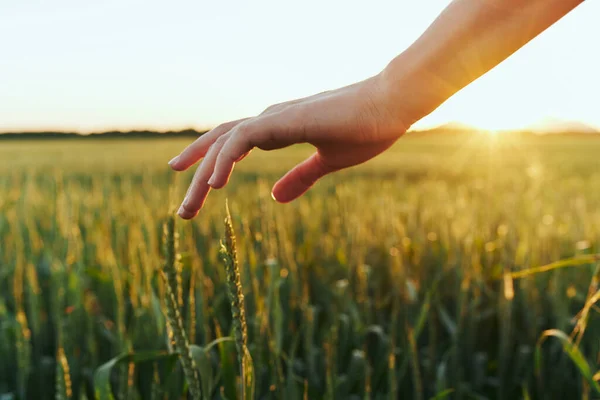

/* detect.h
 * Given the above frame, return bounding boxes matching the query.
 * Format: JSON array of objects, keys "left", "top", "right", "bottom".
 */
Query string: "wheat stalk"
[
  {"left": 220, "top": 200, "right": 249, "bottom": 399},
  {"left": 162, "top": 216, "right": 202, "bottom": 400},
  {"left": 55, "top": 346, "right": 72, "bottom": 400}
]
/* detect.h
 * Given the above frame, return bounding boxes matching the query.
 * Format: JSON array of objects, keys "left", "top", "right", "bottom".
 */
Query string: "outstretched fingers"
[
  {"left": 175, "top": 106, "right": 311, "bottom": 219},
  {"left": 271, "top": 152, "right": 336, "bottom": 203},
  {"left": 208, "top": 126, "right": 254, "bottom": 189},
  {"left": 168, "top": 118, "right": 247, "bottom": 171},
  {"left": 208, "top": 110, "right": 306, "bottom": 189},
  {"left": 177, "top": 133, "right": 230, "bottom": 219}
]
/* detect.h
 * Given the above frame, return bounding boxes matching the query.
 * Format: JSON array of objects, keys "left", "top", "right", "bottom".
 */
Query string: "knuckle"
[
  {"left": 220, "top": 144, "right": 239, "bottom": 163},
  {"left": 262, "top": 105, "right": 275, "bottom": 114},
  {"left": 228, "top": 137, "right": 250, "bottom": 161},
  {"left": 214, "top": 122, "right": 231, "bottom": 134},
  {"left": 215, "top": 134, "right": 229, "bottom": 146},
  {"left": 262, "top": 103, "right": 283, "bottom": 114},
  {"left": 236, "top": 121, "right": 254, "bottom": 136},
  {"left": 224, "top": 152, "right": 238, "bottom": 164},
  {"left": 219, "top": 119, "right": 239, "bottom": 131}
]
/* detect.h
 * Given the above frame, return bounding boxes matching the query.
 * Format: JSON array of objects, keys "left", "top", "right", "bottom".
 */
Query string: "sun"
[{"left": 482, "top": 129, "right": 500, "bottom": 137}]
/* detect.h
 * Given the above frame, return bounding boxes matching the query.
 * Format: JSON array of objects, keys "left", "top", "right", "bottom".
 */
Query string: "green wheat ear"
[
  {"left": 220, "top": 200, "right": 250, "bottom": 399},
  {"left": 162, "top": 215, "right": 202, "bottom": 400},
  {"left": 55, "top": 346, "right": 72, "bottom": 400}
]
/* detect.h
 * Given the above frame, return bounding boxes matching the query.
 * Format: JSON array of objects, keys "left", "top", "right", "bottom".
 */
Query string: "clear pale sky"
[{"left": 1, "top": 1, "right": 598, "bottom": 132}]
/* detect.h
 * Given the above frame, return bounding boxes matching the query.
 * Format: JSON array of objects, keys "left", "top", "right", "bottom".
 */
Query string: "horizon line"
[
  {"left": 1, "top": 125, "right": 599, "bottom": 137},
  {"left": 1, "top": 118, "right": 599, "bottom": 136}
]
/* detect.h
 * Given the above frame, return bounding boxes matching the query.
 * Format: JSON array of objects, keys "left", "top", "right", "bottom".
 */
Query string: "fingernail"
[
  {"left": 168, "top": 155, "right": 179, "bottom": 166},
  {"left": 177, "top": 205, "right": 192, "bottom": 219},
  {"left": 207, "top": 174, "right": 216, "bottom": 187},
  {"left": 270, "top": 190, "right": 277, "bottom": 201}
]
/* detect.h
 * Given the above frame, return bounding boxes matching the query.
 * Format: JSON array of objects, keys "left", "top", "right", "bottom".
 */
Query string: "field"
[{"left": 1, "top": 132, "right": 600, "bottom": 400}]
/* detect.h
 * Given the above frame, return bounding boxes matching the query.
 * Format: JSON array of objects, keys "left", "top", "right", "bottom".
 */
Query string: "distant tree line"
[
  {"left": 0, "top": 125, "right": 596, "bottom": 140},
  {"left": 0, "top": 129, "right": 208, "bottom": 140}
]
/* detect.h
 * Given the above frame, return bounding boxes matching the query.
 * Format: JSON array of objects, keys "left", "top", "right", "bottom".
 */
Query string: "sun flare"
[{"left": 482, "top": 129, "right": 500, "bottom": 137}]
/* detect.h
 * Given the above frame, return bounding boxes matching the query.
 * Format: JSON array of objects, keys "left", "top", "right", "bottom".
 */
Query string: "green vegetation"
[{"left": 1, "top": 132, "right": 600, "bottom": 399}]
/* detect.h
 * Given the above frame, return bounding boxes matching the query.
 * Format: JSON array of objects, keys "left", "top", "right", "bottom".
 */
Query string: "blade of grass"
[
  {"left": 94, "top": 351, "right": 179, "bottom": 400},
  {"left": 535, "top": 329, "right": 600, "bottom": 395},
  {"left": 510, "top": 255, "right": 600, "bottom": 279}
]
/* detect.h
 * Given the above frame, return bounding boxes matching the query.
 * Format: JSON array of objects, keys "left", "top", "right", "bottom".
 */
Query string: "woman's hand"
[
  {"left": 169, "top": 73, "right": 413, "bottom": 219},
  {"left": 169, "top": 0, "right": 584, "bottom": 220}
]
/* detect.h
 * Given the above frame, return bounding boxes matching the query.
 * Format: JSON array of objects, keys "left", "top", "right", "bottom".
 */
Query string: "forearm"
[{"left": 383, "top": 0, "right": 584, "bottom": 126}]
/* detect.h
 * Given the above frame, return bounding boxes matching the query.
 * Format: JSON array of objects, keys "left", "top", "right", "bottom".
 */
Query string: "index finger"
[
  {"left": 168, "top": 118, "right": 248, "bottom": 171},
  {"left": 207, "top": 107, "right": 310, "bottom": 189}
]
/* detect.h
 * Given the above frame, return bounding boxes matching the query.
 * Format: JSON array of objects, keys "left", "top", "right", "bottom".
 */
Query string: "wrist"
[{"left": 379, "top": 52, "right": 451, "bottom": 129}]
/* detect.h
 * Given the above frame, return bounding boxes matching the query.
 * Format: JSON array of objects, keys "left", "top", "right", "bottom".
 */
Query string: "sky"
[{"left": 1, "top": 0, "right": 599, "bottom": 133}]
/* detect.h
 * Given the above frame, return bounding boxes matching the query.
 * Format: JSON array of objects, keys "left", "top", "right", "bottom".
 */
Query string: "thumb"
[{"left": 271, "top": 153, "right": 335, "bottom": 203}]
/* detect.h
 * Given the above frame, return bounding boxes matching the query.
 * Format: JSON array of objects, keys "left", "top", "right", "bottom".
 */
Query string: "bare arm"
[
  {"left": 384, "top": 0, "right": 584, "bottom": 124},
  {"left": 170, "top": 0, "right": 583, "bottom": 219}
]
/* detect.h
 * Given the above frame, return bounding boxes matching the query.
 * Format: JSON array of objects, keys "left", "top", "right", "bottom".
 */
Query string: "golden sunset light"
[{"left": 1, "top": 1, "right": 599, "bottom": 133}]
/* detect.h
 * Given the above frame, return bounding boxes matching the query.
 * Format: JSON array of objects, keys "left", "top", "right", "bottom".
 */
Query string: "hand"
[{"left": 169, "top": 73, "right": 412, "bottom": 219}]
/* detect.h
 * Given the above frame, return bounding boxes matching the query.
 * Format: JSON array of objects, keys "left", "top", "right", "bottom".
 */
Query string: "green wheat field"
[{"left": 1, "top": 132, "right": 600, "bottom": 400}]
